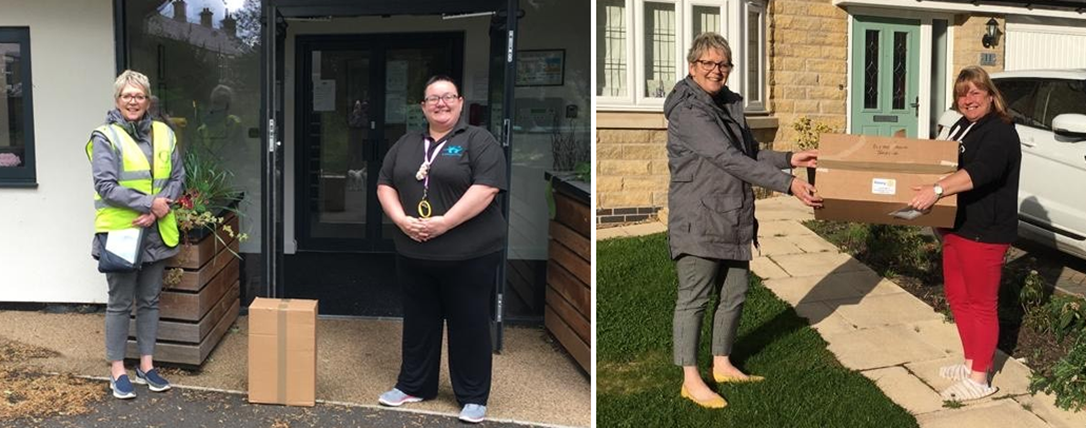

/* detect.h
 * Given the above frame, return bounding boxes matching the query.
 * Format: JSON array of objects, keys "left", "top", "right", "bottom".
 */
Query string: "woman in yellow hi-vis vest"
[{"left": 88, "top": 70, "right": 185, "bottom": 399}]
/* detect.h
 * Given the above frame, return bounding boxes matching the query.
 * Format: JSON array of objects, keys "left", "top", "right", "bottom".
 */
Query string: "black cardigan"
[{"left": 946, "top": 112, "right": 1022, "bottom": 244}]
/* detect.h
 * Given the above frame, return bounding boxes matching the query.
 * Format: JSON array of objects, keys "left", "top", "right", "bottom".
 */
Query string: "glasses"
[
  {"left": 119, "top": 94, "right": 148, "bottom": 103},
  {"left": 423, "top": 94, "right": 460, "bottom": 105},
  {"left": 694, "top": 60, "right": 734, "bottom": 72}
]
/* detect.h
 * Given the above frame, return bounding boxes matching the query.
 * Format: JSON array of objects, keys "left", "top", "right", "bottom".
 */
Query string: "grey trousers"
[
  {"left": 105, "top": 259, "right": 166, "bottom": 362},
  {"left": 672, "top": 255, "right": 750, "bottom": 366}
]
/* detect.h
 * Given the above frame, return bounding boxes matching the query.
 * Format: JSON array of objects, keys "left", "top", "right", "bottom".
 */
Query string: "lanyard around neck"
[{"left": 418, "top": 137, "right": 448, "bottom": 190}]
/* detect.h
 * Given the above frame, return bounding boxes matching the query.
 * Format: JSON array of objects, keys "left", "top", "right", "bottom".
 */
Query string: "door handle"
[
  {"left": 911, "top": 96, "right": 919, "bottom": 117},
  {"left": 1021, "top": 138, "right": 1035, "bottom": 148}
]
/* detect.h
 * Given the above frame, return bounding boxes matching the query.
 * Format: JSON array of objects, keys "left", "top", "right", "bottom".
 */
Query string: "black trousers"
[{"left": 394, "top": 250, "right": 500, "bottom": 406}]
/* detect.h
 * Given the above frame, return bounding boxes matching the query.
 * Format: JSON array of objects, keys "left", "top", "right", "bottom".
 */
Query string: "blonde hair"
[
  {"left": 953, "top": 66, "right": 1011, "bottom": 123},
  {"left": 686, "top": 32, "right": 732, "bottom": 65},
  {"left": 113, "top": 70, "right": 151, "bottom": 100}
]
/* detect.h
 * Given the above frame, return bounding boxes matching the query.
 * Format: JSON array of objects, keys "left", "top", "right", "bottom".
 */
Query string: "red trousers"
[{"left": 942, "top": 232, "right": 1010, "bottom": 372}]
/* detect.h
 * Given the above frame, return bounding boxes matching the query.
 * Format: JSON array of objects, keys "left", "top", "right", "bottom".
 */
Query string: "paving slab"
[
  {"left": 754, "top": 196, "right": 814, "bottom": 220},
  {"left": 787, "top": 234, "right": 841, "bottom": 254},
  {"left": 750, "top": 256, "right": 790, "bottom": 280},
  {"left": 861, "top": 366, "right": 945, "bottom": 415},
  {"left": 916, "top": 400, "right": 1050, "bottom": 428},
  {"left": 903, "top": 319, "right": 963, "bottom": 355},
  {"left": 907, "top": 353, "right": 1033, "bottom": 398},
  {"left": 825, "top": 324, "right": 949, "bottom": 371},
  {"left": 763, "top": 270, "right": 898, "bottom": 307},
  {"left": 756, "top": 220, "right": 818, "bottom": 238},
  {"left": 1014, "top": 390, "right": 1086, "bottom": 428},
  {"left": 596, "top": 222, "right": 666, "bottom": 240},
  {"left": 791, "top": 301, "right": 859, "bottom": 338},
  {"left": 828, "top": 293, "right": 944, "bottom": 329},
  {"left": 753, "top": 236, "right": 805, "bottom": 257},
  {"left": 768, "top": 252, "right": 872, "bottom": 277}
]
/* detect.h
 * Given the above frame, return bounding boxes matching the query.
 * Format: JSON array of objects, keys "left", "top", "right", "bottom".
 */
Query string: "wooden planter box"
[
  {"left": 126, "top": 213, "right": 241, "bottom": 366},
  {"left": 544, "top": 172, "right": 591, "bottom": 372}
]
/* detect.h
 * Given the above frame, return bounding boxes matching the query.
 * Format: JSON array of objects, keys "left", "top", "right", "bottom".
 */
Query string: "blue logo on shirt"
[{"left": 443, "top": 145, "right": 464, "bottom": 157}]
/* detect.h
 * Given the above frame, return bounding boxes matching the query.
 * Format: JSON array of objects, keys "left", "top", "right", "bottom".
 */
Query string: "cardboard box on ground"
[
  {"left": 248, "top": 298, "right": 318, "bottom": 407},
  {"left": 812, "top": 133, "right": 958, "bottom": 228}
]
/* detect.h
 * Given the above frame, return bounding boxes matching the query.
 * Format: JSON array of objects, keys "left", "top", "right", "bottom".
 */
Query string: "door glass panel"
[
  {"left": 864, "top": 29, "right": 879, "bottom": 109},
  {"left": 383, "top": 47, "right": 455, "bottom": 237},
  {"left": 644, "top": 2, "right": 677, "bottom": 98},
  {"left": 309, "top": 50, "right": 370, "bottom": 240},
  {"left": 893, "top": 31, "right": 907, "bottom": 110},
  {"left": 692, "top": 6, "right": 720, "bottom": 38}
]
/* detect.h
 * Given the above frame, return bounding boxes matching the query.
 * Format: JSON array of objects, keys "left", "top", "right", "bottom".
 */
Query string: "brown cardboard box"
[
  {"left": 813, "top": 133, "right": 958, "bottom": 227},
  {"left": 248, "top": 298, "right": 318, "bottom": 406}
]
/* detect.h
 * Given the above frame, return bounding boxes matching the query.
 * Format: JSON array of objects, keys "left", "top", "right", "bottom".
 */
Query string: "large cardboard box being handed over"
[
  {"left": 813, "top": 133, "right": 958, "bottom": 227},
  {"left": 248, "top": 298, "right": 318, "bottom": 406}
]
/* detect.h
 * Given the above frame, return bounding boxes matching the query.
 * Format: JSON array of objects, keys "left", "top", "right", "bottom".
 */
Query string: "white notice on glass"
[
  {"left": 105, "top": 228, "right": 142, "bottom": 264},
  {"left": 313, "top": 80, "right": 335, "bottom": 112},
  {"left": 871, "top": 178, "right": 897, "bottom": 195}
]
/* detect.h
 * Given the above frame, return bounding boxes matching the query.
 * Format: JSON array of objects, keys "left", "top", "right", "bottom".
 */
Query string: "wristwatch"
[{"left": 933, "top": 183, "right": 945, "bottom": 198}]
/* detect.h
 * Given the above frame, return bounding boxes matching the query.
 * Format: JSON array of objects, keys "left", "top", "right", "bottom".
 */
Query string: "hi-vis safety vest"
[{"left": 85, "top": 121, "right": 180, "bottom": 248}]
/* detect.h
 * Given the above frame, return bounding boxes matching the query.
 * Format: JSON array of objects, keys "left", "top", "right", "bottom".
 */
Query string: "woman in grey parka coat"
[{"left": 665, "top": 32, "right": 822, "bottom": 408}]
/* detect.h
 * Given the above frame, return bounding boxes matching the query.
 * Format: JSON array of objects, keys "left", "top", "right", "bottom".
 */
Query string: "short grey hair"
[
  {"left": 113, "top": 70, "right": 151, "bottom": 99},
  {"left": 686, "top": 32, "right": 732, "bottom": 64}
]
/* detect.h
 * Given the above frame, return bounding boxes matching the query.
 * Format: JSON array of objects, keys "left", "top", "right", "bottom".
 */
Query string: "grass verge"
[{"left": 597, "top": 233, "right": 919, "bottom": 428}]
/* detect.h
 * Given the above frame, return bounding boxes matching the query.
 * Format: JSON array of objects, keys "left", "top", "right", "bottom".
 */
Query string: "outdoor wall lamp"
[{"left": 982, "top": 18, "right": 1001, "bottom": 48}]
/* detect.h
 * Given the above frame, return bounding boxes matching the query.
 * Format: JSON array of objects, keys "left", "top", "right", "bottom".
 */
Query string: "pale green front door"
[{"left": 851, "top": 16, "right": 920, "bottom": 137}]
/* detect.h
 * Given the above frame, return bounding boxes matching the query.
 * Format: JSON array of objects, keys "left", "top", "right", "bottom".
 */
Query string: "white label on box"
[{"left": 872, "top": 178, "right": 896, "bottom": 195}]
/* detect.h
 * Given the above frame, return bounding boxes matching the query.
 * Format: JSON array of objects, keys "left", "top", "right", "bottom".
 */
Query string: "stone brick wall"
[
  {"left": 595, "top": 123, "right": 670, "bottom": 214},
  {"left": 769, "top": 0, "right": 849, "bottom": 149},
  {"left": 953, "top": 14, "right": 1005, "bottom": 76}
]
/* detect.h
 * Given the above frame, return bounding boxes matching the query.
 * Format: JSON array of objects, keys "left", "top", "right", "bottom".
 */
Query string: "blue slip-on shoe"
[
  {"left": 459, "top": 403, "right": 487, "bottom": 424},
  {"left": 134, "top": 367, "right": 171, "bottom": 392},
  {"left": 110, "top": 374, "right": 136, "bottom": 399},
  {"left": 377, "top": 388, "right": 423, "bottom": 407}
]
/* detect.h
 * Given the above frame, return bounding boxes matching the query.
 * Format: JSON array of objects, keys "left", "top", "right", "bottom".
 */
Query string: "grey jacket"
[
  {"left": 90, "top": 109, "right": 185, "bottom": 263},
  {"left": 664, "top": 77, "right": 794, "bottom": 261}
]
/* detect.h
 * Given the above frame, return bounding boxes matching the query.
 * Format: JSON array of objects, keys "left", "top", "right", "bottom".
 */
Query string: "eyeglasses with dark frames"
[
  {"left": 423, "top": 94, "right": 461, "bottom": 105},
  {"left": 694, "top": 60, "right": 734, "bottom": 72}
]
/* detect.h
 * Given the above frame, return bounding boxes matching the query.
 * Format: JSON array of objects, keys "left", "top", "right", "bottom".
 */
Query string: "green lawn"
[{"left": 597, "top": 233, "right": 920, "bottom": 428}]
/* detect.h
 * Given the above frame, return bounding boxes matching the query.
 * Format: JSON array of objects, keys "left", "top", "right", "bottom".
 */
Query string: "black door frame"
[
  {"left": 261, "top": 0, "right": 517, "bottom": 351},
  {"left": 293, "top": 33, "right": 465, "bottom": 253}
]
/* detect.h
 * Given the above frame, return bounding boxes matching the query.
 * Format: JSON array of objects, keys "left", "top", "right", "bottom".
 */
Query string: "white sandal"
[{"left": 941, "top": 378, "right": 997, "bottom": 402}]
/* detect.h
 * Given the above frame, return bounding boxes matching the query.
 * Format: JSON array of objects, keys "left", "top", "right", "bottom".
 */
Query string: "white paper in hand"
[{"left": 105, "top": 228, "right": 142, "bottom": 264}]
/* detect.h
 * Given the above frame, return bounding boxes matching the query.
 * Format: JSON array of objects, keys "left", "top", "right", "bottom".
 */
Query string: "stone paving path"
[{"left": 598, "top": 196, "right": 1086, "bottom": 428}]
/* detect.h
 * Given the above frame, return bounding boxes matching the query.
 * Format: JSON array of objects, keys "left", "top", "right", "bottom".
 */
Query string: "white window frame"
[
  {"left": 742, "top": 1, "right": 766, "bottom": 112},
  {"left": 596, "top": 0, "right": 635, "bottom": 105},
  {"left": 598, "top": 0, "right": 767, "bottom": 112}
]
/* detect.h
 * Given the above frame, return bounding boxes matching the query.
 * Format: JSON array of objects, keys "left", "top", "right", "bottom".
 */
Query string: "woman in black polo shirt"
[
  {"left": 375, "top": 75, "right": 507, "bottom": 424},
  {"left": 909, "top": 66, "right": 1021, "bottom": 402}
]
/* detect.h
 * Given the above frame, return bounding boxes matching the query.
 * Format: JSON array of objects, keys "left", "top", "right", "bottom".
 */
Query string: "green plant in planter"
[
  {"left": 164, "top": 150, "right": 249, "bottom": 288},
  {"left": 792, "top": 116, "right": 835, "bottom": 150}
]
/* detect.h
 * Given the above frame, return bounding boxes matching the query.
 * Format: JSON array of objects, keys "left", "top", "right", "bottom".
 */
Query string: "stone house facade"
[{"left": 595, "top": 0, "right": 1085, "bottom": 226}]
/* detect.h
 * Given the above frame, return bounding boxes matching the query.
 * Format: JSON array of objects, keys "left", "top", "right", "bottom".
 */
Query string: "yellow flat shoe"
[
  {"left": 713, "top": 373, "right": 765, "bottom": 384},
  {"left": 680, "top": 386, "right": 727, "bottom": 409}
]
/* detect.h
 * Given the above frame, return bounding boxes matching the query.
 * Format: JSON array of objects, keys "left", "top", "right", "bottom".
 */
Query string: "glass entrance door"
[{"left": 296, "top": 34, "right": 463, "bottom": 252}]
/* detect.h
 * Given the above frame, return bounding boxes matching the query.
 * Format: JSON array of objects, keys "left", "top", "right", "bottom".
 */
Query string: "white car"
[{"left": 988, "top": 70, "right": 1086, "bottom": 261}]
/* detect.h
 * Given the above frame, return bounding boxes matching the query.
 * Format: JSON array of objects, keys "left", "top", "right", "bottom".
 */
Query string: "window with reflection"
[
  {"left": 0, "top": 27, "right": 35, "bottom": 185},
  {"left": 123, "top": 0, "right": 263, "bottom": 251}
]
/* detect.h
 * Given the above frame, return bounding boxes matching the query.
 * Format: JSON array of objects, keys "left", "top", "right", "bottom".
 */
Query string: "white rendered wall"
[{"left": 0, "top": 0, "right": 116, "bottom": 303}]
